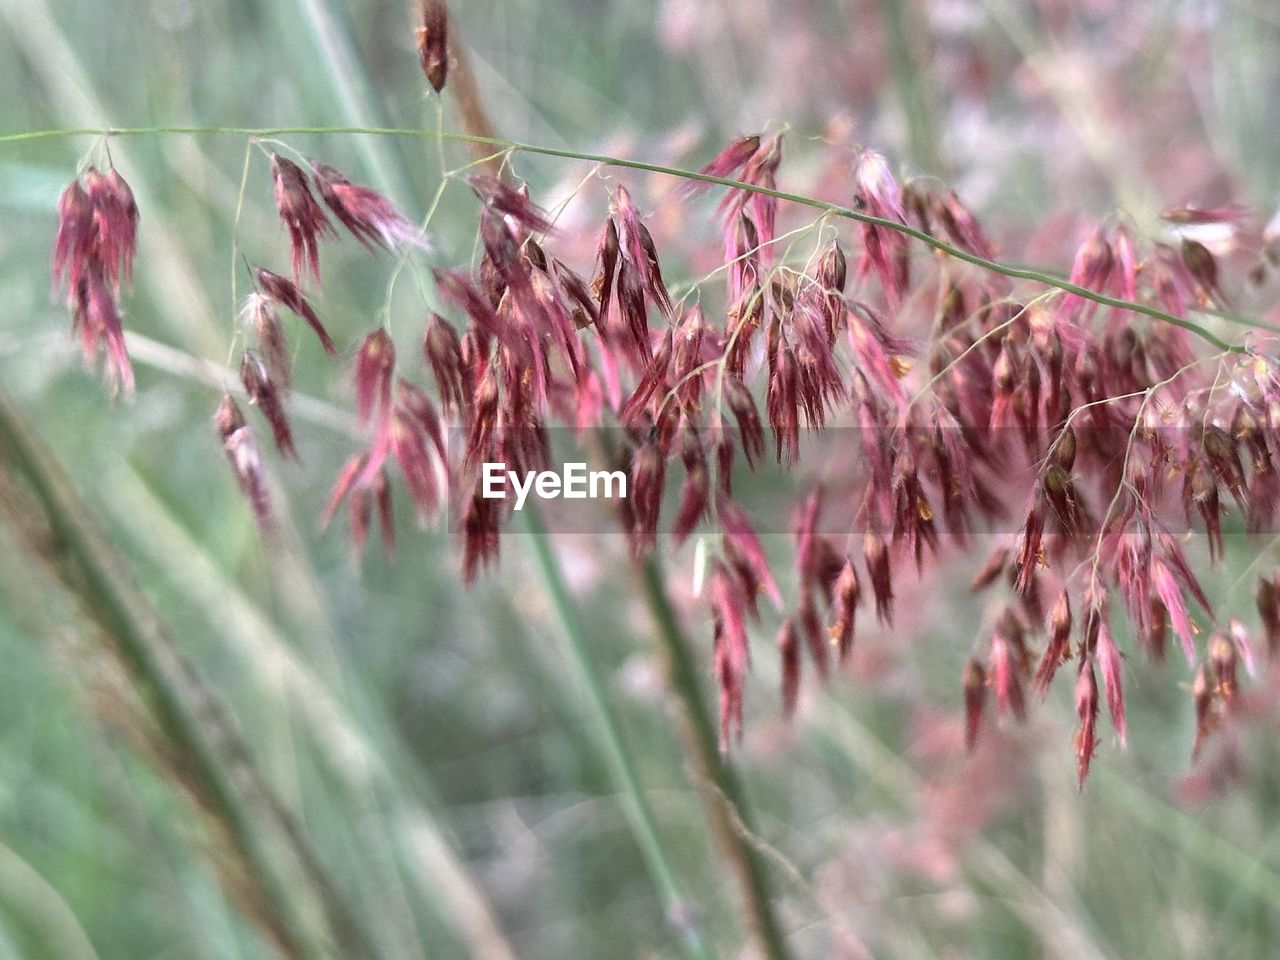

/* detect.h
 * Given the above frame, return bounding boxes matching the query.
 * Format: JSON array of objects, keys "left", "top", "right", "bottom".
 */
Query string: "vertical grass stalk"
[{"left": 522, "top": 507, "right": 713, "bottom": 960}]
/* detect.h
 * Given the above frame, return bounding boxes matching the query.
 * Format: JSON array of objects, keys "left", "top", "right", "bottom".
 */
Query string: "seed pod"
[
  {"left": 240, "top": 350, "right": 297, "bottom": 459},
  {"left": 963, "top": 658, "right": 987, "bottom": 752},
  {"left": 416, "top": 0, "right": 448, "bottom": 93},
  {"left": 778, "top": 619, "right": 800, "bottom": 719},
  {"left": 353, "top": 328, "right": 397, "bottom": 426},
  {"left": 863, "top": 532, "right": 893, "bottom": 625},
  {"left": 215, "top": 395, "right": 274, "bottom": 536},
  {"left": 1074, "top": 660, "right": 1099, "bottom": 789}
]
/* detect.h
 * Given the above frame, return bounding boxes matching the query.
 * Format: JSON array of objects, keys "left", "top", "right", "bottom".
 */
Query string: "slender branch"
[
  {"left": 521, "top": 508, "right": 713, "bottom": 960},
  {"left": 638, "top": 557, "right": 792, "bottom": 960},
  {"left": 0, "top": 124, "right": 1253, "bottom": 352}
]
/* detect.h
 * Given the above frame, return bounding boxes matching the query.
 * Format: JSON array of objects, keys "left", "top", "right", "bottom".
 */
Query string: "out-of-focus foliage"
[{"left": 2, "top": 0, "right": 1280, "bottom": 957}]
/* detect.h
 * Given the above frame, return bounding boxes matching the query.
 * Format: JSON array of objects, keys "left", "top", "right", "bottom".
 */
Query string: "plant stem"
[
  {"left": 637, "top": 556, "right": 792, "bottom": 960},
  {"left": 521, "top": 507, "right": 713, "bottom": 960},
  {"left": 0, "top": 124, "right": 1250, "bottom": 352}
]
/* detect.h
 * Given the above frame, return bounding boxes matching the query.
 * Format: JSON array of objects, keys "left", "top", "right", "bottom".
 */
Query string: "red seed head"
[
  {"left": 71, "top": 266, "right": 135, "bottom": 397},
  {"left": 1095, "top": 615, "right": 1126, "bottom": 745},
  {"left": 863, "top": 532, "right": 894, "bottom": 625},
  {"left": 723, "top": 376, "right": 764, "bottom": 468},
  {"left": 778, "top": 618, "right": 800, "bottom": 718},
  {"left": 831, "top": 558, "right": 861, "bottom": 663},
  {"left": 353, "top": 328, "right": 397, "bottom": 426},
  {"left": 214, "top": 395, "right": 274, "bottom": 536},
  {"left": 311, "top": 162, "right": 423, "bottom": 252},
  {"left": 1074, "top": 660, "right": 1099, "bottom": 789},
  {"left": 629, "top": 438, "right": 666, "bottom": 554},
  {"left": 416, "top": 0, "right": 448, "bottom": 93},
  {"left": 53, "top": 178, "right": 94, "bottom": 293},
  {"left": 242, "top": 293, "right": 293, "bottom": 392},
  {"left": 252, "top": 267, "right": 337, "bottom": 355},
  {"left": 84, "top": 166, "right": 139, "bottom": 288},
  {"left": 240, "top": 349, "right": 298, "bottom": 459},
  {"left": 673, "top": 432, "right": 710, "bottom": 546},
  {"left": 963, "top": 658, "right": 987, "bottom": 752},
  {"left": 424, "top": 314, "right": 466, "bottom": 412},
  {"left": 270, "top": 154, "right": 332, "bottom": 284}
]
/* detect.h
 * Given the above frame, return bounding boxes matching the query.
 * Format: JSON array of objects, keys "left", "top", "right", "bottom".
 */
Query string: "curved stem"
[{"left": 0, "top": 124, "right": 1251, "bottom": 352}]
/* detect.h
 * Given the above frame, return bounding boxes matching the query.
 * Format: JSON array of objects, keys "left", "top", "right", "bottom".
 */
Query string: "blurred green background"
[{"left": 2, "top": 0, "right": 1280, "bottom": 957}]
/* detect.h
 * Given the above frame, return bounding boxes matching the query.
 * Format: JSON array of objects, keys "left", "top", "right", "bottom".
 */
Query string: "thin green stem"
[
  {"left": 0, "top": 124, "right": 1252, "bottom": 352},
  {"left": 521, "top": 507, "right": 713, "bottom": 960},
  {"left": 638, "top": 557, "right": 792, "bottom": 960}
]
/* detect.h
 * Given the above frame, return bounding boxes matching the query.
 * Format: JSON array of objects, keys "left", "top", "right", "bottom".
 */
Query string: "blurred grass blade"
[
  {"left": 110, "top": 461, "right": 519, "bottom": 960},
  {"left": 0, "top": 387, "right": 377, "bottom": 960},
  {"left": 523, "top": 507, "right": 713, "bottom": 960}
]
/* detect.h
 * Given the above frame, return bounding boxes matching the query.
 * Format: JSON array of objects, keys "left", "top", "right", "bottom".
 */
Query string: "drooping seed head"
[
  {"left": 270, "top": 154, "right": 332, "bottom": 284},
  {"left": 83, "top": 166, "right": 139, "bottom": 289},
  {"left": 70, "top": 266, "right": 135, "bottom": 397},
  {"left": 353, "top": 328, "right": 397, "bottom": 426},
  {"left": 963, "top": 658, "right": 987, "bottom": 752},
  {"left": 252, "top": 267, "right": 337, "bottom": 355},
  {"left": 416, "top": 0, "right": 448, "bottom": 92},
  {"left": 1034, "top": 588, "right": 1073, "bottom": 695},
  {"left": 830, "top": 558, "right": 860, "bottom": 663},
  {"left": 214, "top": 395, "right": 274, "bottom": 536},
  {"left": 53, "top": 178, "right": 94, "bottom": 294},
  {"left": 240, "top": 349, "right": 298, "bottom": 459},
  {"left": 1095, "top": 612, "right": 1126, "bottom": 745},
  {"left": 863, "top": 531, "right": 893, "bottom": 625},
  {"left": 1074, "top": 660, "right": 1099, "bottom": 789},
  {"left": 311, "top": 162, "right": 425, "bottom": 253}
]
